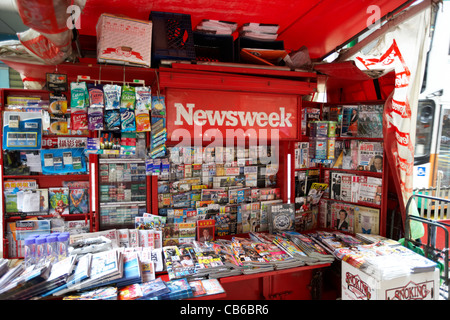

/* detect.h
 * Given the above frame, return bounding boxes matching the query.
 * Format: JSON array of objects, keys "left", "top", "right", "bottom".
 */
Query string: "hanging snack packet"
[
  {"left": 121, "top": 107, "right": 136, "bottom": 132},
  {"left": 151, "top": 96, "right": 166, "bottom": 116},
  {"left": 88, "top": 83, "right": 105, "bottom": 108},
  {"left": 135, "top": 86, "right": 152, "bottom": 110},
  {"left": 88, "top": 108, "right": 104, "bottom": 131},
  {"left": 104, "top": 109, "right": 121, "bottom": 131},
  {"left": 135, "top": 109, "right": 151, "bottom": 132},
  {"left": 70, "top": 82, "right": 89, "bottom": 111},
  {"left": 104, "top": 84, "right": 122, "bottom": 110},
  {"left": 71, "top": 111, "right": 88, "bottom": 131},
  {"left": 120, "top": 85, "right": 136, "bottom": 109}
]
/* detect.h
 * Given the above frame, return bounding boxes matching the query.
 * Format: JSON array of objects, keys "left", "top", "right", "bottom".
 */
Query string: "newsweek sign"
[{"left": 166, "top": 88, "right": 299, "bottom": 141}]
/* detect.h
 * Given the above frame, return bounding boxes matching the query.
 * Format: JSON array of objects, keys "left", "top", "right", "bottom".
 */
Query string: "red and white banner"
[
  {"left": 352, "top": 6, "right": 431, "bottom": 238},
  {"left": 165, "top": 88, "right": 299, "bottom": 141}
]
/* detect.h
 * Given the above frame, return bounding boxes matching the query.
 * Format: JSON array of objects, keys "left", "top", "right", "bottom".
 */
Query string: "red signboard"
[{"left": 165, "top": 88, "right": 299, "bottom": 141}]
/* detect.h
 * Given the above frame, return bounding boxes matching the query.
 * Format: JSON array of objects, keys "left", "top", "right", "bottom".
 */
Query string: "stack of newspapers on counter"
[{"left": 310, "top": 231, "right": 438, "bottom": 281}]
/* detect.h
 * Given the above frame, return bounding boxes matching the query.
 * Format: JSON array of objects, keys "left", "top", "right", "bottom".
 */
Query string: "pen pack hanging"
[
  {"left": 41, "top": 148, "right": 87, "bottom": 175},
  {"left": 3, "top": 111, "right": 42, "bottom": 150}
]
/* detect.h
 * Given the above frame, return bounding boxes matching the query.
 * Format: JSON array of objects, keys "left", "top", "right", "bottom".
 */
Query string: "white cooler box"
[
  {"left": 96, "top": 14, "right": 152, "bottom": 67},
  {"left": 342, "top": 260, "right": 440, "bottom": 300}
]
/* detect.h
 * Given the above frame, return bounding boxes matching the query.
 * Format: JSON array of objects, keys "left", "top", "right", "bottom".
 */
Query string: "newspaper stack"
[
  {"left": 195, "top": 19, "right": 238, "bottom": 35},
  {"left": 281, "top": 231, "right": 335, "bottom": 264},
  {"left": 238, "top": 23, "right": 280, "bottom": 40},
  {"left": 355, "top": 233, "right": 401, "bottom": 247}
]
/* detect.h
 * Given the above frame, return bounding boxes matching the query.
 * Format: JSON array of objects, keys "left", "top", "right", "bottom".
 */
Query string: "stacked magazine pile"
[
  {"left": 230, "top": 237, "right": 274, "bottom": 274},
  {"left": 238, "top": 23, "right": 280, "bottom": 40},
  {"left": 249, "top": 232, "right": 308, "bottom": 268},
  {"left": 193, "top": 241, "right": 243, "bottom": 278},
  {"left": 195, "top": 19, "right": 238, "bottom": 35},
  {"left": 0, "top": 256, "right": 76, "bottom": 300},
  {"left": 281, "top": 231, "right": 335, "bottom": 264},
  {"left": 163, "top": 241, "right": 242, "bottom": 280}
]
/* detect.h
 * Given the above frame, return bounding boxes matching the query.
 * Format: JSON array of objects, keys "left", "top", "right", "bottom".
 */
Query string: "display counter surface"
[{"left": 158, "top": 262, "right": 332, "bottom": 300}]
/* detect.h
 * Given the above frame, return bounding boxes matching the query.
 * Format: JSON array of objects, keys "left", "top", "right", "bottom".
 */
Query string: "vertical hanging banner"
[
  {"left": 356, "top": 40, "right": 415, "bottom": 197},
  {"left": 352, "top": 6, "right": 431, "bottom": 238}
]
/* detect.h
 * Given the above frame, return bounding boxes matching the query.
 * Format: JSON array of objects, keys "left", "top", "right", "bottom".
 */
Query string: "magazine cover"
[
  {"left": 269, "top": 203, "right": 295, "bottom": 234},
  {"left": 340, "top": 174, "right": 352, "bottom": 202},
  {"left": 37, "top": 188, "right": 49, "bottom": 213},
  {"left": 307, "top": 182, "right": 328, "bottom": 205},
  {"left": 318, "top": 199, "right": 331, "bottom": 228},
  {"left": 354, "top": 206, "right": 380, "bottom": 235},
  {"left": 197, "top": 219, "right": 215, "bottom": 242},
  {"left": 331, "top": 202, "right": 354, "bottom": 232},
  {"left": 302, "top": 107, "right": 320, "bottom": 136},
  {"left": 357, "top": 141, "right": 383, "bottom": 172},
  {"left": 69, "top": 188, "right": 89, "bottom": 214},
  {"left": 357, "top": 104, "right": 383, "bottom": 138},
  {"left": 340, "top": 105, "right": 359, "bottom": 137},
  {"left": 48, "top": 187, "right": 69, "bottom": 215},
  {"left": 358, "top": 176, "right": 382, "bottom": 205},
  {"left": 294, "top": 142, "right": 310, "bottom": 169},
  {"left": 330, "top": 172, "right": 352, "bottom": 201}
]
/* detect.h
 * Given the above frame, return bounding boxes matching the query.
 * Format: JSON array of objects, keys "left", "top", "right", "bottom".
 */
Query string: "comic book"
[
  {"left": 48, "top": 187, "right": 69, "bottom": 215},
  {"left": 69, "top": 188, "right": 89, "bottom": 214}
]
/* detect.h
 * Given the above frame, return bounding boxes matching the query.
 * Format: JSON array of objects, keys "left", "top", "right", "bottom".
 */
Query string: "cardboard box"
[
  {"left": 342, "top": 260, "right": 440, "bottom": 300},
  {"left": 96, "top": 14, "right": 152, "bottom": 67}
]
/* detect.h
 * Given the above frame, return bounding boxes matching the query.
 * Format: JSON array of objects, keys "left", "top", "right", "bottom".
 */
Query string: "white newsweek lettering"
[{"left": 174, "top": 103, "right": 291, "bottom": 128}]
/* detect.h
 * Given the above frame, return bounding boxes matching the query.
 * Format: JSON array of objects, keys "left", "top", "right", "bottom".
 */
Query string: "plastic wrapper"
[
  {"left": 135, "top": 86, "right": 152, "bottom": 110},
  {"left": 120, "top": 108, "right": 136, "bottom": 132},
  {"left": 135, "top": 109, "right": 151, "bottom": 132},
  {"left": 88, "top": 83, "right": 104, "bottom": 108},
  {"left": 152, "top": 96, "right": 166, "bottom": 116},
  {"left": 121, "top": 85, "right": 136, "bottom": 109},
  {"left": 104, "top": 84, "right": 122, "bottom": 109},
  {"left": 17, "top": 29, "right": 70, "bottom": 65},
  {"left": 16, "top": 0, "right": 73, "bottom": 35},
  {"left": 104, "top": 109, "right": 121, "bottom": 131},
  {"left": 88, "top": 108, "right": 104, "bottom": 131},
  {"left": 70, "top": 82, "right": 89, "bottom": 111}
]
